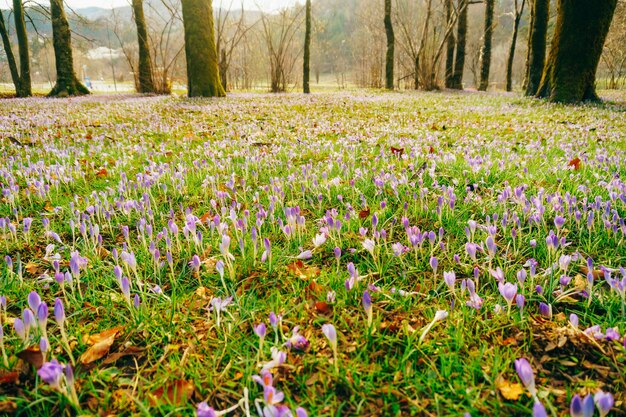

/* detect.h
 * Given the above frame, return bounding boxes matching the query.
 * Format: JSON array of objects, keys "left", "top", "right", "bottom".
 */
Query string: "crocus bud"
[
  {"left": 514, "top": 358, "right": 536, "bottom": 396},
  {"left": 269, "top": 312, "right": 279, "bottom": 329},
  {"left": 322, "top": 323, "right": 337, "bottom": 350},
  {"left": 40, "top": 336, "right": 50, "bottom": 353},
  {"left": 54, "top": 298, "right": 65, "bottom": 326},
  {"left": 254, "top": 323, "right": 267, "bottom": 338},
  {"left": 533, "top": 401, "right": 547, "bottom": 417},
  {"left": 28, "top": 291, "right": 41, "bottom": 313}
]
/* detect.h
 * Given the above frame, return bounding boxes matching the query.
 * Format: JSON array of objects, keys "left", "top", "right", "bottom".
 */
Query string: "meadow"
[{"left": 0, "top": 90, "right": 625, "bottom": 416}]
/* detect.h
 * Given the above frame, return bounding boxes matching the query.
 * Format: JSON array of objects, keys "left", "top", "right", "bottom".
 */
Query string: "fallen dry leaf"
[
  {"left": 315, "top": 301, "right": 332, "bottom": 314},
  {"left": 496, "top": 377, "right": 524, "bottom": 400},
  {"left": 568, "top": 157, "right": 581, "bottom": 170},
  {"left": 0, "top": 400, "right": 17, "bottom": 413},
  {"left": 80, "top": 326, "right": 124, "bottom": 364},
  {"left": 0, "top": 371, "right": 19, "bottom": 385},
  {"left": 286, "top": 260, "right": 320, "bottom": 280},
  {"left": 148, "top": 379, "right": 195, "bottom": 406},
  {"left": 24, "top": 262, "right": 41, "bottom": 276},
  {"left": 17, "top": 345, "right": 44, "bottom": 369}
]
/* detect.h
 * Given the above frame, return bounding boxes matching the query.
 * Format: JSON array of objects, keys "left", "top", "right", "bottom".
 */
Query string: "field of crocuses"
[{"left": 0, "top": 91, "right": 625, "bottom": 416}]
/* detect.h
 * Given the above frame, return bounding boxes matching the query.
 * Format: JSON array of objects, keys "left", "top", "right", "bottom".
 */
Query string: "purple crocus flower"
[
  {"left": 40, "top": 336, "right": 50, "bottom": 354},
  {"left": 322, "top": 323, "right": 337, "bottom": 350},
  {"left": 54, "top": 298, "right": 65, "bottom": 326},
  {"left": 295, "top": 407, "right": 308, "bottom": 417},
  {"left": 443, "top": 271, "right": 456, "bottom": 291},
  {"left": 429, "top": 256, "right": 438, "bottom": 275},
  {"left": 254, "top": 323, "right": 267, "bottom": 339},
  {"left": 334, "top": 247, "right": 341, "bottom": 260},
  {"left": 37, "top": 360, "right": 64, "bottom": 389},
  {"left": 570, "top": 394, "right": 594, "bottom": 417},
  {"left": 285, "top": 326, "right": 309, "bottom": 350},
  {"left": 133, "top": 294, "right": 141, "bottom": 309},
  {"left": 594, "top": 391, "right": 614, "bottom": 417},
  {"left": 498, "top": 282, "right": 517, "bottom": 306},
  {"left": 554, "top": 215, "right": 565, "bottom": 229},
  {"left": 269, "top": 312, "right": 280, "bottom": 329},
  {"left": 485, "top": 236, "right": 497, "bottom": 257},
  {"left": 28, "top": 291, "right": 41, "bottom": 313},
  {"left": 296, "top": 250, "right": 313, "bottom": 260},
  {"left": 37, "top": 302, "right": 48, "bottom": 330},
  {"left": 539, "top": 302, "right": 552, "bottom": 319},
  {"left": 196, "top": 402, "right": 217, "bottom": 417},
  {"left": 533, "top": 401, "right": 547, "bottom": 417},
  {"left": 514, "top": 358, "right": 536, "bottom": 396},
  {"left": 569, "top": 313, "right": 579, "bottom": 329},
  {"left": 190, "top": 255, "right": 201, "bottom": 273},
  {"left": 13, "top": 318, "right": 26, "bottom": 342},
  {"left": 121, "top": 276, "right": 131, "bottom": 303}
]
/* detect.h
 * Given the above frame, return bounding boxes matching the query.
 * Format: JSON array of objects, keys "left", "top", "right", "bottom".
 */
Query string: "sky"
[{"left": 0, "top": 0, "right": 299, "bottom": 12}]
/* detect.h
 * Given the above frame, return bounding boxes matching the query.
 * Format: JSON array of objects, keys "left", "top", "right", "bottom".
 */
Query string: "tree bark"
[
  {"left": 450, "top": 0, "right": 468, "bottom": 90},
  {"left": 444, "top": 0, "right": 456, "bottom": 88},
  {"left": 181, "top": 0, "right": 225, "bottom": 97},
  {"left": 506, "top": 0, "right": 525, "bottom": 91},
  {"left": 132, "top": 0, "right": 155, "bottom": 94},
  {"left": 219, "top": 48, "right": 228, "bottom": 92},
  {"left": 303, "top": 0, "right": 311, "bottom": 94},
  {"left": 48, "top": 0, "right": 90, "bottom": 97},
  {"left": 478, "top": 0, "right": 495, "bottom": 91},
  {"left": 13, "top": 0, "right": 31, "bottom": 97},
  {"left": 0, "top": 10, "right": 20, "bottom": 94},
  {"left": 536, "top": 0, "right": 617, "bottom": 103},
  {"left": 384, "top": 0, "right": 394, "bottom": 90},
  {"left": 524, "top": 0, "right": 549, "bottom": 96}
]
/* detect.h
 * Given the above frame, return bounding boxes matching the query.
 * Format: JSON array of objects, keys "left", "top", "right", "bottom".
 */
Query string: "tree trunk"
[
  {"left": 506, "top": 0, "right": 525, "bottom": 92},
  {"left": 444, "top": 0, "right": 456, "bottom": 88},
  {"left": 536, "top": 0, "right": 617, "bottom": 103},
  {"left": 48, "top": 0, "right": 90, "bottom": 97},
  {"left": 384, "top": 0, "right": 394, "bottom": 90},
  {"left": 303, "top": 0, "right": 311, "bottom": 94},
  {"left": 478, "top": 0, "right": 495, "bottom": 91},
  {"left": 219, "top": 48, "right": 228, "bottom": 92},
  {"left": 524, "top": 0, "right": 549, "bottom": 96},
  {"left": 13, "top": 0, "right": 31, "bottom": 97},
  {"left": 132, "top": 0, "right": 155, "bottom": 94},
  {"left": 450, "top": 0, "right": 468, "bottom": 90},
  {"left": 0, "top": 10, "right": 20, "bottom": 94},
  {"left": 181, "top": 0, "right": 225, "bottom": 98}
]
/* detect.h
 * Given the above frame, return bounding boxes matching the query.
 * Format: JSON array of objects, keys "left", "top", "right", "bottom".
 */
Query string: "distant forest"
[{"left": 1, "top": 0, "right": 625, "bottom": 94}]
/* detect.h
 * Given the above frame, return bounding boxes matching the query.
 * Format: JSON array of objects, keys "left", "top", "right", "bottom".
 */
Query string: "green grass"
[{"left": 0, "top": 90, "right": 625, "bottom": 416}]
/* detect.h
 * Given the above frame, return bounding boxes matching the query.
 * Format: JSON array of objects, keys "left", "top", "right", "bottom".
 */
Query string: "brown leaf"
[
  {"left": 315, "top": 301, "right": 332, "bottom": 314},
  {"left": 286, "top": 260, "right": 320, "bottom": 280},
  {"left": 568, "top": 157, "right": 581, "bottom": 170},
  {"left": 390, "top": 147, "right": 404, "bottom": 157},
  {"left": 580, "top": 266, "right": 603, "bottom": 281},
  {"left": 0, "top": 400, "right": 17, "bottom": 413},
  {"left": 95, "top": 168, "right": 108, "bottom": 178},
  {"left": 102, "top": 346, "right": 145, "bottom": 365},
  {"left": 358, "top": 208, "right": 370, "bottom": 219},
  {"left": 496, "top": 377, "right": 524, "bottom": 400},
  {"left": 0, "top": 371, "right": 19, "bottom": 385},
  {"left": 24, "top": 262, "right": 41, "bottom": 276},
  {"left": 44, "top": 201, "right": 55, "bottom": 212},
  {"left": 148, "top": 379, "right": 195, "bottom": 406},
  {"left": 79, "top": 326, "right": 124, "bottom": 364},
  {"left": 17, "top": 345, "right": 44, "bottom": 369}
]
